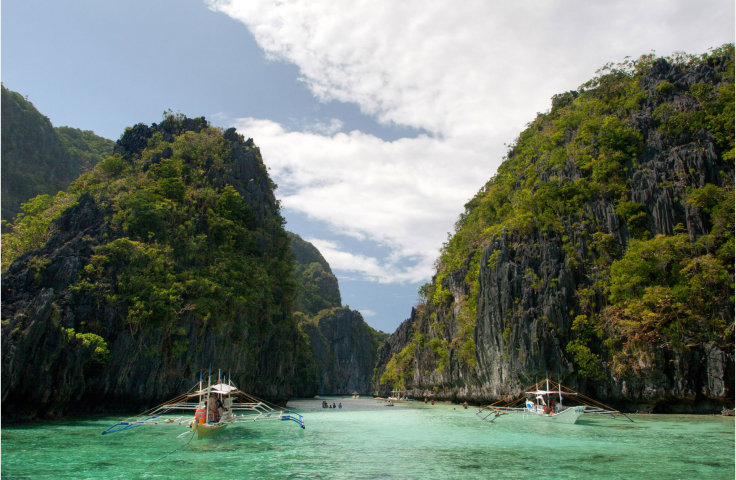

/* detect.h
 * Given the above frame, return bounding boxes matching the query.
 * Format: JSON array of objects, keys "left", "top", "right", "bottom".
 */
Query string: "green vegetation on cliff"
[
  {"left": 1, "top": 114, "right": 316, "bottom": 415},
  {"left": 1, "top": 85, "right": 114, "bottom": 225},
  {"left": 82, "top": 123, "right": 293, "bottom": 343},
  {"left": 381, "top": 45, "right": 734, "bottom": 388}
]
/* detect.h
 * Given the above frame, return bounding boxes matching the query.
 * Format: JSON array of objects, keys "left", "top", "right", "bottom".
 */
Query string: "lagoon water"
[{"left": 2, "top": 397, "right": 734, "bottom": 479}]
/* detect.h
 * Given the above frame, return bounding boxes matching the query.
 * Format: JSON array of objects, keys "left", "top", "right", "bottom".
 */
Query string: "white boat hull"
[{"left": 524, "top": 406, "right": 585, "bottom": 424}]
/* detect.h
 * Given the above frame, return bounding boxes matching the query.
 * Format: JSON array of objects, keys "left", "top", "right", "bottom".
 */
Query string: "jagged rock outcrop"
[
  {"left": 373, "top": 51, "right": 734, "bottom": 412},
  {"left": 301, "top": 308, "right": 384, "bottom": 395},
  {"left": 472, "top": 230, "right": 734, "bottom": 411}
]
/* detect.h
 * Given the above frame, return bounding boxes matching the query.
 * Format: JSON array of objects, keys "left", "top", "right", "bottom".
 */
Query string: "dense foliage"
[
  {"left": 1, "top": 85, "right": 114, "bottom": 225},
  {"left": 381, "top": 45, "right": 734, "bottom": 387},
  {"left": 1, "top": 192, "right": 78, "bottom": 270}
]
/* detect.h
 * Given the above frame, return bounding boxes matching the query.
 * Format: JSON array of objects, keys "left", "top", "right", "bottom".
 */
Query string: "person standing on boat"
[
  {"left": 215, "top": 396, "right": 227, "bottom": 419},
  {"left": 208, "top": 394, "right": 219, "bottom": 422}
]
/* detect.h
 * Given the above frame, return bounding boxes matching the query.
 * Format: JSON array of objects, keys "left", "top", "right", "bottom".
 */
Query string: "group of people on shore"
[
  {"left": 322, "top": 401, "right": 341, "bottom": 409},
  {"left": 422, "top": 397, "right": 469, "bottom": 410}
]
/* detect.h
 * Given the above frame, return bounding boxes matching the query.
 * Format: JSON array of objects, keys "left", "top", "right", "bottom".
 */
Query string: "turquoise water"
[{"left": 2, "top": 397, "right": 734, "bottom": 479}]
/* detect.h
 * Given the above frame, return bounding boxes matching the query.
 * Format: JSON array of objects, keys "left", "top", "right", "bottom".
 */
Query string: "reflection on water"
[{"left": 2, "top": 397, "right": 734, "bottom": 479}]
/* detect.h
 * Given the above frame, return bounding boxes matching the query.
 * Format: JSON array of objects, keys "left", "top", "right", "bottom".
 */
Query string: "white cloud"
[
  {"left": 303, "top": 118, "right": 344, "bottom": 136},
  {"left": 303, "top": 236, "right": 432, "bottom": 284},
  {"left": 210, "top": 0, "right": 734, "bottom": 283},
  {"left": 359, "top": 310, "right": 377, "bottom": 317},
  {"left": 208, "top": 0, "right": 733, "bottom": 137},
  {"left": 239, "top": 119, "right": 484, "bottom": 283}
]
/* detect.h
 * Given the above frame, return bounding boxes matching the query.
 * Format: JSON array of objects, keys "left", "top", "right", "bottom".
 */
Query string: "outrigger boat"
[
  {"left": 102, "top": 369, "right": 305, "bottom": 439},
  {"left": 477, "top": 379, "right": 632, "bottom": 425}
]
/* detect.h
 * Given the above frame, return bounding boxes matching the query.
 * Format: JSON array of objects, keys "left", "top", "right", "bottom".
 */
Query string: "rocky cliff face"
[
  {"left": 373, "top": 51, "right": 734, "bottom": 412},
  {"left": 372, "top": 268, "right": 480, "bottom": 402},
  {"left": 2, "top": 117, "right": 307, "bottom": 420},
  {"left": 287, "top": 233, "right": 385, "bottom": 396},
  {"left": 472, "top": 230, "right": 733, "bottom": 412},
  {"left": 301, "top": 308, "right": 384, "bottom": 395}
]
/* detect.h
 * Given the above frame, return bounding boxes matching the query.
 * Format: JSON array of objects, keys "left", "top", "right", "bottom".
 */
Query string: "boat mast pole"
[
  {"left": 206, "top": 364, "right": 212, "bottom": 425},
  {"left": 546, "top": 378, "right": 550, "bottom": 410},
  {"left": 558, "top": 376, "right": 562, "bottom": 407}
]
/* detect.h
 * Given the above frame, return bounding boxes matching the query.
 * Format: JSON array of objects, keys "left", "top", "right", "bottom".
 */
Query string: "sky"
[{"left": 2, "top": 0, "right": 734, "bottom": 333}]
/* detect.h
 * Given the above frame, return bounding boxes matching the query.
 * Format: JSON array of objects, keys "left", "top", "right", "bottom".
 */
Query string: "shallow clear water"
[{"left": 2, "top": 397, "right": 734, "bottom": 479}]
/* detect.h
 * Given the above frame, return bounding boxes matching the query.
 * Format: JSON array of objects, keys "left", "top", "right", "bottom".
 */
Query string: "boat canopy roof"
[
  {"left": 526, "top": 390, "right": 578, "bottom": 395},
  {"left": 195, "top": 383, "right": 239, "bottom": 395}
]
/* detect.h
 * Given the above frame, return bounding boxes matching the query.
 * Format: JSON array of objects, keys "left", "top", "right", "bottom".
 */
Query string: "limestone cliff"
[
  {"left": 2, "top": 116, "right": 308, "bottom": 420},
  {"left": 287, "top": 235, "right": 385, "bottom": 396},
  {"left": 301, "top": 307, "right": 385, "bottom": 395},
  {"left": 373, "top": 49, "right": 734, "bottom": 412}
]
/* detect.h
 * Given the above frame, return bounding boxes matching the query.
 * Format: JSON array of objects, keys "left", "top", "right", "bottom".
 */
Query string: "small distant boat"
[
  {"left": 388, "top": 389, "right": 409, "bottom": 401},
  {"left": 102, "top": 369, "right": 305, "bottom": 439},
  {"left": 352, "top": 392, "right": 360, "bottom": 399},
  {"left": 477, "top": 379, "right": 632, "bottom": 425}
]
